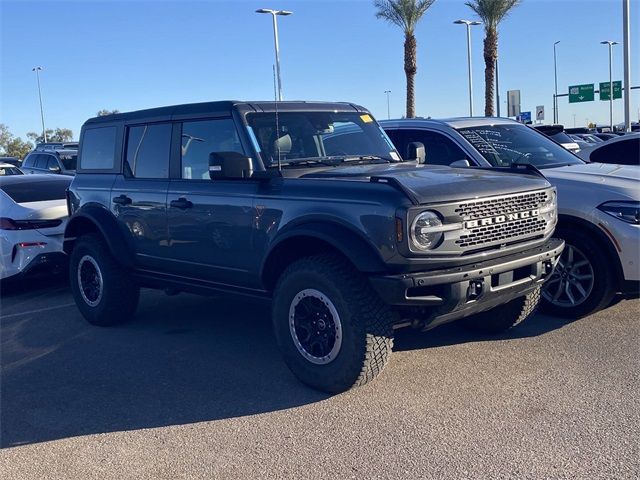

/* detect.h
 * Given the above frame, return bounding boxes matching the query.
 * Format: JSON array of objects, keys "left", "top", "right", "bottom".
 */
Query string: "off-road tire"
[
  {"left": 69, "top": 233, "right": 139, "bottom": 326},
  {"left": 272, "top": 254, "right": 395, "bottom": 393},
  {"left": 541, "top": 227, "right": 617, "bottom": 318},
  {"left": 461, "top": 287, "right": 541, "bottom": 334}
]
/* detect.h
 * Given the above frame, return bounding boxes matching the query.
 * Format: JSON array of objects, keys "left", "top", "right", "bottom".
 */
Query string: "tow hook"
[
  {"left": 467, "top": 280, "right": 484, "bottom": 301},
  {"left": 543, "top": 260, "right": 555, "bottom": 277}
]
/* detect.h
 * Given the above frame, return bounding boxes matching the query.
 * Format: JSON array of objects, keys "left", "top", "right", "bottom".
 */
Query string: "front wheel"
[
  {"left": 461, "top": 287, "right": 541, "bottom": 334},
  {"left": 272, "top": 254, "right": 395, "bottom": 393},
  {"left": 541, "top": 229, "right": 616, "bottom": 318}
]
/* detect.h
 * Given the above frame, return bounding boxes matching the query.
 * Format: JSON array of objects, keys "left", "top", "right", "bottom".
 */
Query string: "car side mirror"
[
  {"left": 407, "top": 142, "right": 426, "bottom": 164},
  {"left": 209, "top": 152, "right": 254, "bottom": 179},
  {"left": 449, "top": 159, "right": 470, "bottom": 168},
  {"left": 49, "top": 165, "right": 61, "bottom": 173}
]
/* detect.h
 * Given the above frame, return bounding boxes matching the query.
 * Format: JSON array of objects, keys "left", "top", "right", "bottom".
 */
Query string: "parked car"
[
  {"left": 382, "top": 118, "right": 639, "bottom": 318},
  {"left": 63, "top": 101, "right": 563, "bottom": 393},
  {"left": 0, "top": 163, "right": 24, "bottom": 176},
  {"left": 22, "top": 146, "right": 77, "bottom": 175},
  {"left": 0, "top": 175, "right": 71, "bottom": 280},
  {"left": 577, "top": 133, "right": 640, "bottom": 165},
  {"left": 593, "top": 133, "right": 619, "bottom": 142},
  {"left": 568, "top": 134, "right": 593, "bottom": 151},
  {"left": 0, "top": 156, "right": 22, "bottom": 168},
  {"left": 573, "top": 133, "right": 603, "bottom": 144},
  {"left": 533, "top": 125, "right": 580, "bottom": 153}
]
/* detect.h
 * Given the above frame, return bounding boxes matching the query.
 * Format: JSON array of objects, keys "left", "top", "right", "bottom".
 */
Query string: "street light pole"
[
  {"left": 601, "top": 40, "right": 619, "bottom": 131},
  {"left": 622, "top": 0, "right": 631, "bottom": 132},
  {"left": 32, "top": 66, "right": 47, "bottom": 143},
  {"left": 454, "top": 20, "right": 481, "bottom": 117},
  {"left": 553, "top": 41, "right": 560, "bottom": 124},
  {"left": 256, "top": 8, "right": 292, "bottom": 102},
  {"left": 384, "top": 90, "right": 391, "bottom": 119}
]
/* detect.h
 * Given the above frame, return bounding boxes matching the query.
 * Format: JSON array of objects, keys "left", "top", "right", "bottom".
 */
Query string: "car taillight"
[{"left": 0, "top": 217, "right": 62, "bottom": 230}]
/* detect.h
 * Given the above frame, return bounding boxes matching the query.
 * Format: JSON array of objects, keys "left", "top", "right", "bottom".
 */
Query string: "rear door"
[
  {"left": 110, "top": 123, "right": 172, "bottom": 270},
  {"left": 165, "top": 117, "right": 258, "bottom": 286}
]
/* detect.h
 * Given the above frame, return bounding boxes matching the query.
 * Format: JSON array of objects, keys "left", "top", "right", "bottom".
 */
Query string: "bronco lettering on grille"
[{"left": 464, "top": 209, "right": 540, "bottom": 229}]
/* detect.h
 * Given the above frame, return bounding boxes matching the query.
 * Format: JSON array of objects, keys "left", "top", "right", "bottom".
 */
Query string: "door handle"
[
  {"left": 170, "top": 198, "right": 193, "bottom": 210},
  {"left": 113, "top": 194, "right": 132, "bottom": 206}
]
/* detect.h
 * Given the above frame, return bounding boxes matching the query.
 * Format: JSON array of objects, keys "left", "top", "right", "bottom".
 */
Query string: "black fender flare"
[
  {"left": 63, "top": 204, "right": 135, "bottom": 268},
  {"left": 260, "top": 220, "right": 388, "bottom": 287}
]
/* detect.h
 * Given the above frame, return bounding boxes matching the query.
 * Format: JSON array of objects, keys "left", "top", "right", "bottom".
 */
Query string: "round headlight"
[{"left": 410, "top": 211, "right": 443, "bottom": 251}]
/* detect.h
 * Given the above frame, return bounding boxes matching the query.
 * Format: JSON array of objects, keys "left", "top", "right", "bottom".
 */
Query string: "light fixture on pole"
[
  {"left": 384, "top": 90, "right": 391, "bottom": 119},
  {"left": 256, "top": 8, "right": 292, "bottom": 102},
  {"left": 454, "top": 20, "right": 481, "bottom": 117},
  {"left": 601, "top": 41, "right": 619, "bottom": 132},
  {"left": 32, "top": 66, "right": 47, "bottom": 143},
  {"left": 553, "top": 41, "right": 560, "bottom": 124}
]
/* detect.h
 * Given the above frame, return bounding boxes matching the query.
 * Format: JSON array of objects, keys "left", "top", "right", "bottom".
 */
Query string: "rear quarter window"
[
  {"left": 1, "top": 178, "right": 72, "bottom": 203},
  {"left": 80, "top": 126, "right": 117, "bottom": 170}
]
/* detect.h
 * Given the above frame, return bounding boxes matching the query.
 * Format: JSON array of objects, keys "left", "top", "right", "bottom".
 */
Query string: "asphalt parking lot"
[{"left": 1, "top": 275, "right": 638, "bottom": 479}]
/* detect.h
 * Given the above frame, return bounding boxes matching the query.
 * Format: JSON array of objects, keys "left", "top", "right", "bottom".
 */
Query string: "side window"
[
  {"left": 180, "top": 119, "right": 244, "bottom": 180},
  {"left": 34, "top": 154, "right": 48, "bottom": 169},
  {"left": 81, "top": 126, "right": 117, "bottom": 170},
  {"left": 46, "top": 156, "right": 60, "bottom": 171},
  {"left": 22, "top": 155, "right": 35, "bottom": 168},
  {"left": 125, "top": 124, "right": 171, "bottom": 179},
  {"left": 404, "top": 130, "right": 468, "bottom": 166}
]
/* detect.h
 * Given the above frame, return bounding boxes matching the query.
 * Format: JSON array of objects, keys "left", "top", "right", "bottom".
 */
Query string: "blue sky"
[{"left": 1, "top": 0, "right": 638, "bottom": 140}]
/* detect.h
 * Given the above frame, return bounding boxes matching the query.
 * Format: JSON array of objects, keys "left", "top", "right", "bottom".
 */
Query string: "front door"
[{"left": 165, "top": 118, "right": 258, "bottom": 287}]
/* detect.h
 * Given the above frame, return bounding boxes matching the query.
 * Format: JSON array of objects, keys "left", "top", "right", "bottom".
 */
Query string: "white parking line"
[{"left": 0, "top": 303, "right": 76, "bottom": 319}]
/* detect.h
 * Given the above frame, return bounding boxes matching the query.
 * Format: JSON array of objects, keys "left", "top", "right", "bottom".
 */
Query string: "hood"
[
  {"left": 544, "top": 163, "right": 640, "bottom": 200},
  {"left": 301, "top": 163, "right": 551, "bottom": 204}
]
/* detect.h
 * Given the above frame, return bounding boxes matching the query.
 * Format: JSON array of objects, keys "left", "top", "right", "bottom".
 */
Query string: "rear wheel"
[
  {"left": 69, "top": 233, "right": 139, "bottom": 326},
  {"left": 272, "top": 254, "right": 395, "bottom": 393},
  {"left": 461, "top": 287, "right": 541, "bottom": 334},
  {"left": 541, "top": 228, "right": 617, "bottom": 318}
]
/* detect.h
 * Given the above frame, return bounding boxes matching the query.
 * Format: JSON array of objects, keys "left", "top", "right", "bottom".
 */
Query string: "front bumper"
[{"left": 369, "top": 238, "right": 565, "bottom": 328}]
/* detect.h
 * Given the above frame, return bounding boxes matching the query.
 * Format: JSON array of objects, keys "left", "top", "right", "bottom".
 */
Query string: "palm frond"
[
  {"left": 374, "top": 0, "right": 436, "bottom": 35},
  {"left": 464, "top": 0, "right": 521, "bottom": 29}
]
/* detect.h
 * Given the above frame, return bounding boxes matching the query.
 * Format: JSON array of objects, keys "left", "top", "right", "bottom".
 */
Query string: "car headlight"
[
  {"left": 540, "top": 189, "right": 558, "bottom": 228},
  {"left": 597, "top": 201, "right": 640, "bottom": 224},
  {"left": 410, "top": 211, "right": 444, "bottom": 251}
]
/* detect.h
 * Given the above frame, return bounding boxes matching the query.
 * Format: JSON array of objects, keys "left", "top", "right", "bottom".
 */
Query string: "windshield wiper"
[{"left": 270, "top": 155, "right": 391, "bottom": 168}]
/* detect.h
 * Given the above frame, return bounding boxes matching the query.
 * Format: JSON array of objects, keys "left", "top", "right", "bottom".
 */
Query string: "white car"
[
  {"left": 0, "top": 175, "right": 72, "bottom": 280},
  {"left": 0, "top": 163, "right": 24, "bottom": 176},
  {"left": 382, "top": 117, "right": 639, "bottom": 318}
]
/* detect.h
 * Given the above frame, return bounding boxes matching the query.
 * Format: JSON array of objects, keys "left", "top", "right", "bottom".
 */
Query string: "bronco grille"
[{"left": 454, "top": 191, "right": 550, "bottom": 249}]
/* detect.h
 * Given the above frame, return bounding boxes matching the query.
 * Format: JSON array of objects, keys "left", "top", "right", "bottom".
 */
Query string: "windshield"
[
  {"left": 245, "top": 111, "right": 398, "bottom": 167},
  {"left": 457, "top": 124, "right": 584, "bottom": 169},
  {"left": 58, "top": 152, "right": 77, "bottom": 170}
]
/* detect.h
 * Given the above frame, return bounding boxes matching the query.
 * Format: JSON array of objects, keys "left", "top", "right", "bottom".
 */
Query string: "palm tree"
[
  {"left": 374, "top": 0, "right": 436, "bottom": 118},
  {"left": 465, "top": 0, "right": 521, "bottom": 116}
]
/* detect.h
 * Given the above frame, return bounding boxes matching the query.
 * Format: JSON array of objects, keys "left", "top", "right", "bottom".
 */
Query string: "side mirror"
[
  {"left": 449, "top": 159, "right": 470, "bottom": 168},
  {"left": 209, "top": 152, "right": 254, "bottom": 179},
  {"left": 407, "top": 142, "right": 426, "bottom": 164},
  {"left": 49, "top": 165, "right": 61, "bottom": 173}
]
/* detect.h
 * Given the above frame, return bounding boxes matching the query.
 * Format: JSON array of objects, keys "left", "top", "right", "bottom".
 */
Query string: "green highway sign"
[
  {"left": 599, "top": 81, "right": 622, "bottom": 100},
  {"left": 568, "top": 84, "right": 594, "bottom": 103}
]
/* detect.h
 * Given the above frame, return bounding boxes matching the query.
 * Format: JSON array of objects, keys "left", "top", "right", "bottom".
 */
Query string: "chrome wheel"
[
  {"left": 289, "top": 289, "right": 342, "bottom": 365},
  {"left": 77, "top": 255, "right": 103, "bottom": 307},
  {"left": 542, "top": 244, "right": 594, "bottom": 308}
]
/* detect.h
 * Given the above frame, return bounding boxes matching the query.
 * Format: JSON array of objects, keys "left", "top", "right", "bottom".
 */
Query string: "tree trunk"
[
  {"left": 483, "top": 27, "right": 498, "bottom": 117},
  {"left": 404, "top": 33, "right": 417, "bottom": 118}
]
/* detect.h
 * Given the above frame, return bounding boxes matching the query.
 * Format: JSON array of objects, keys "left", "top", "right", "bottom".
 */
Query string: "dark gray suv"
[
  {"left": 63, "top": 101, "right": 563, "bottom": 392},
  {"left": 22, "top": 147, "right": 77, "bottom": 175}
]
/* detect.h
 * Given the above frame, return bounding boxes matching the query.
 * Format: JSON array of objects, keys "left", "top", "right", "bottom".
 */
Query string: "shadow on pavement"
[{"left": 1, "top": 283, "right": 579, "bottom": 448}]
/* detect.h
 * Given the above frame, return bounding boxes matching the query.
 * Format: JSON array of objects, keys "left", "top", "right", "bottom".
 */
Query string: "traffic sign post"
[
  {"left": 507, "top": 90, "right": 521, "bottom": 117},
  {"left": 599, "top": 81, "right": 622, "bottom": 100},
  {"left": 536, "top": 105, "right": 544, "bottom": 122},
  {"left": 568, "top": 84, "right": 595, "bottom": 103}
]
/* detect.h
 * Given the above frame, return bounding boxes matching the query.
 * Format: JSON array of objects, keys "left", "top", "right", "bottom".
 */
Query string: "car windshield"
[
  {"left": 457, "top": 124, "right": 584, "bottom": 168},
  {"left": 58, "top": 152, "right": 77, "bottom": 170},
  {"left": 245, "top": 111, "right": 398, "bottom": 167}
]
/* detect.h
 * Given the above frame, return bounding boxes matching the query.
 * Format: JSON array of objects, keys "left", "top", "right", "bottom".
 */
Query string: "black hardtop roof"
[{"left": 84, "top": 100, "right": 368, "bottom": 125}]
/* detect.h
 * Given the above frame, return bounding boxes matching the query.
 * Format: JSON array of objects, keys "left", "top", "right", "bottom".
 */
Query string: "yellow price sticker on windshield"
[{"left": 360, "top": 114, "right": 373, "bottom": 123}]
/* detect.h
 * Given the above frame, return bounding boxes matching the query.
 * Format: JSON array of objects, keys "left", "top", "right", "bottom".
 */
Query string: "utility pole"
[
  {"left": 622, "top": 0, "right": 631, "bottom": 132},
  {"left": 454, "top": 20, "right": 481, "bottom": 117},
  {"left": 384, "top": 90, "right": 391, "bottom": 119},
  {"left": 32, "top": 66, "right": 47, "bottom": 142},
  {"left": 256, "top": 8, "right": 293, "bottom": 102},
  {"left": 601, "top": 41, "right": 619, "bottom": 132},
  {"left": 495, "top": 59, "right": 500, "bottom": 117},
  {"left": 553, "top": 41, "right": 560, "bottom": 124}
]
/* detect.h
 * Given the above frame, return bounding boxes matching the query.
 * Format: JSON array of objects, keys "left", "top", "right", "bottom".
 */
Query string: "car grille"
[{"left": 454, "top": 191, "right": 550, "bottom": 249}]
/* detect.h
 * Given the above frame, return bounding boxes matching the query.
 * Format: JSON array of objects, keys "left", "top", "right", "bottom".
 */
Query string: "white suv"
[{"left": 382, "top": 117, "right": 639, "bottom": 318}]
